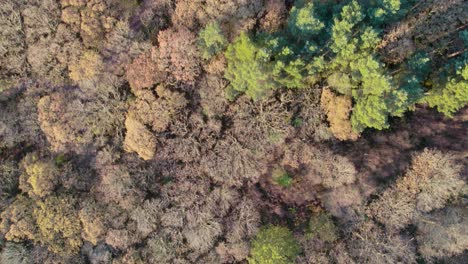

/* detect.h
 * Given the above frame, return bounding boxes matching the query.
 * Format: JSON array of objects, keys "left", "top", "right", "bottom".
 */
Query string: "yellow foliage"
[
  {"left": 79, "top": 200, "right": 107, "bottom": 245},
  {"left": 34, "top": 195, "right": 82, "bottom": 255},
  {"left": 20, "top": 154, "right": 59, "bottom": 198},
  {"left": 0, "top": 195, "right": 37, "bottom": 243},
  {"left": 123, "top": 115, "right": 157, "bottom": 160},
  {"left": 69, "top": 50, "right": 103, "bottom": 82},
  {"left": 320, "top": 89, "right": 359, "bottom": 141}
]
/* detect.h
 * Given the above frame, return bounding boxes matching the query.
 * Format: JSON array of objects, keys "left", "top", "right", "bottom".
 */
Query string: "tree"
[
  {"left": 130, "top": 199, "right": 164, "bottom": 238},
  {"left": 367, "top": 149, "right": 465, "bottom": 230},
  {"left": 127, "top": 85, "right": 188, "bottom": 134},
  {"left": 158, "top": 27, "right": 201, "bottom": 85},
  {"left": 320, "top": 89, "right": 359, "bottom": 141},
  {"left": 248, "top": 225, "right": 301, "bottom": 264},
  {"left": 0, "top": 1, "right": 28, "bottom": 86},
  {"left": 94, "top": 160, "right": 145, "bottom": 210},
  {"left": 347, "top": 221, "right": 417, "bottom": 264},
  {"left": 79, "top": 200, "right": 108, "bottom": 245},
  {"left": 69, "top": 50, "right": 104, "bottom": 83},
  {"left": 19, "top": 154, "right": 59, "bottom": 198},
  {"left": 0, "top": 195, "right": 37, "bottom": 243},
  {"left": 416, "top": 205, "right": 468, "bottom": 260},
  {"left": 1, "top": 242, "right": 33, "bottom": 264},
  {"left": 125, "top": 48, "right": 163, "bottom": 94},
  {"left": 287, "top": 1, "right": 325, "bottom": 40},
  {"left": 34, "top": 195, "right": 82, "bottom": 255},
  {"left": 198, "top": 22, "right": 227, "bottom": 60},
  {"left": 307, "top": 213, "right": 338, "bottom": 243},
  {"left": 0, "top": 161, "right": 19, "bottom": 205},
  {"left": 37, "top": 87, "right": 126, "bottom": 154},
  {"left": 424, "top": 56, "right": 468, "bottom": 117},
  {"left": 348, "top": 54, "right": 402, "bottom": 132},
  {"left": 224, "top": 33, "right": 277, "bottom": 101}
]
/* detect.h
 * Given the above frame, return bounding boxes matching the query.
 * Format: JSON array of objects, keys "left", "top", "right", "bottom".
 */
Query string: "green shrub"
[
  {"left": 272, "top": 168, "right": 293, "bottom": 188},
  {"left": 248, "top": 225, "right": 301, "bottom": 264}
]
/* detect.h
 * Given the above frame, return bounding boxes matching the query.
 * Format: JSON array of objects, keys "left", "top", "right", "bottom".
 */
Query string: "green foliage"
[
  {"left": 221, "top": 0, "right": 464, "bottom": 135},
  {"left": 288, "top": 1, "right": 325, "bottom": 40},
  {"left": 425, "top": 55, "right": 468, "bottom": 117},
  {"left": 369, "top": 0, "right": 410, "bottom": 25},
  {"left": 198, "top": 22, "right": 228, "bottom": 60},
  {"left": 248, "top": 225, "right": 301, "bottom": 264},
  {"left": 460, "top": 30, "right": 468, "bottom": 47},
  {"left": 224, "top": 33, "right": 277, "bottom": 101},
  {"left": 272, "top": 168, "right": 293, "bottom": 188},
  {"left": 351, "top": 94, "right": 390, "bottom": 132},
  {"left": 346, "top": 54, "right": 397, "bottom": 132},
  {"left": 307, "top": 213, "right": 338, "bottom": 243},
  {"left": 272, "top": 59, "right": 308, "bottom": 89},
  {"left": 330, "top": 0, "right": 364, "bottom": 54},
  {"left": 394, "top": 52, "right": 431, "bottom": 114},
  {"left": 327, "top": 72, "right": 353, "bottom": 96}
]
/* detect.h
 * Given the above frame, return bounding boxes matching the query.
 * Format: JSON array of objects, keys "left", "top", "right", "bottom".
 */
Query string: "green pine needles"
[{"left": 222, "top": 0, "right": 467, "bottom": 135}]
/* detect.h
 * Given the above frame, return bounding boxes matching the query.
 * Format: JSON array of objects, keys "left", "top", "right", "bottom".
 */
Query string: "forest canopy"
[{"left": 0, "top": 0, "right": 467, "bottom": 263}]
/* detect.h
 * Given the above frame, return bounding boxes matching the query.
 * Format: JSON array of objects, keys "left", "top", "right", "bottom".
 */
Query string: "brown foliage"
[
  {"left": 79, "top": 199, "right": 108, "bottom": 245},
  {"left": 125, "top": 48, "right": 163, "bottom": 94},
  {"left": 38, "top": 88, "right": 125, "bottom": 153},
  {"left": 347, "top": 221, "right": 417, "bottom": 264},
  {"left": 293, "top": 88, "right": 332, "bottom": 141},
  {"left": 260, "top": 0, "right": 287, "bottom": 33},
  {"left": 69, "top": 50, "right": 104, "bottom": 83},
  {"left": 157, "top": 28, "right": 201, "bottom": 85},
  {"left": 0, "top": 195, "right": 37, "bottom": 243},
  {"left": 0, "top": 1, "right": 28, "bottom": 84},
  {"left": 172, "top": 0, "right": 264, "bottom": 37},
  {"left": 130, "top": 0, "right": 173, "bottom": 36},
  {"left": 106, "top": 228, "right": 139, "bottom": 251},
  {"left": 282, "top": 141, "right": 357, "bottom": 189},
  {"left": 416, "top": 205, "right": 468, "bottom": 260},
  {"left": 129, "top": 85, "right": 188, "bottom": 133},
  {"left": 201, "top": 138, "right": 265, "bottom": 187},
  {"left": 93, "top": 157, "right": 145, "bottom": 210},
  {"left": 130, "top": 199, "right": 165, "bottom": 238},
  {"left": 367, "top": 149, "right": 465, "bottom": 230},
  {"left": 379, "top": 0, "right": 466, "bottom": 65},
  {"left": 199, "top": 74, "right": 229, "bottom": 118},
  {"left": 0, "top": 84, "right": 44, "bottom": 149}
]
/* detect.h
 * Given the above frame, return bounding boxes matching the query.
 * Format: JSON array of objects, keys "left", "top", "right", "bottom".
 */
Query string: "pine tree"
[
  {"left": 288, "top": 1, "right": 325, "bottom": 40},
  {"left": 198, "top": 22, "right": 228, "bottom": 60},
  {"left": 425, "top": 56, "right": 468, "bottom": 117},
  {"left": 224, "top": 33, "right": 277, "bottom": 101}
]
